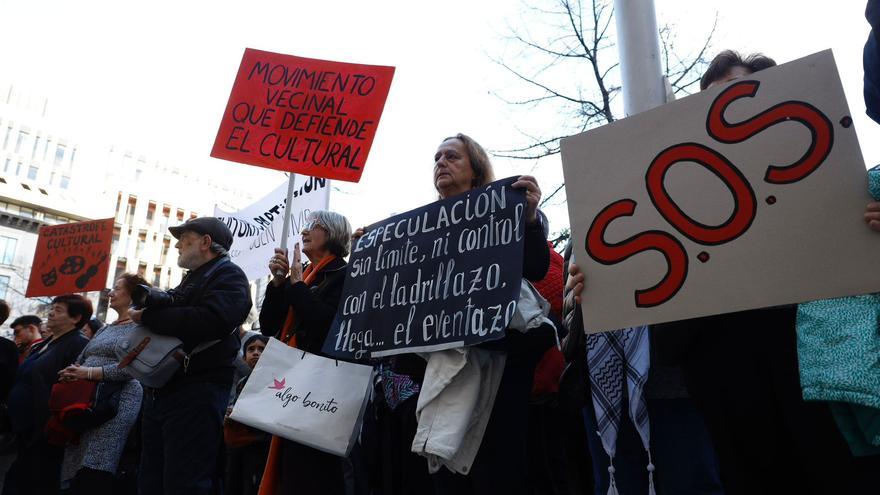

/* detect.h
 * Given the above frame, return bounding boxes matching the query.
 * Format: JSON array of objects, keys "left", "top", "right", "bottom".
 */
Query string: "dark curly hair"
[{"left": 116, "top": 272, "right": 150, "bottom": 295}]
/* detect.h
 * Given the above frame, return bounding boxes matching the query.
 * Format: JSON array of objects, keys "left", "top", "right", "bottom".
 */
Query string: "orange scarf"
[{"left": 258, "top": 254, "right": 337, "bottom": 495}]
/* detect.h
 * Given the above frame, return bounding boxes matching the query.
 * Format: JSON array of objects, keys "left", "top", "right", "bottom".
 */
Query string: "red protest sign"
[
  {"left": 211, "top": 48, "right": 395, "bottom": 183},
  {"left": 26, "top": 218, "right": 114, "bottom": 298}
]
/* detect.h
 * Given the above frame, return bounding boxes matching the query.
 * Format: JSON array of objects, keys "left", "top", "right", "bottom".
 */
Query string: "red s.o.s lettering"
[
  {"left": 706, "top": 80, "right": 834, "bottom": 184},
  {"left": 646, "top": 142, "right": 756, "bottom": 245},
  {"left": 585, "top": 199, "right": 688, "bottom": 308}
]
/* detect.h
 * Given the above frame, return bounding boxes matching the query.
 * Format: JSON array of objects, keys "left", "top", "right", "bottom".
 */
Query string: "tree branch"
[{"left": 540, "top": 182, "right": 566, "bottom": 207}]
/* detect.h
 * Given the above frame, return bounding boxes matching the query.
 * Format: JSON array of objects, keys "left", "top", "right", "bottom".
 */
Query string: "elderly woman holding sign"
[
  {"left": 258, "top": 209, "right": 352, "bottom": 495},
  {"left": 365, "top": 133, "right": 555, "bottom": 495}
]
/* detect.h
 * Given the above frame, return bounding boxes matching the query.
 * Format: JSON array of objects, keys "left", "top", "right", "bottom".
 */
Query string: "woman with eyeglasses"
[{"left": 256, "top": 209, "right": 352, "bottom": 495}]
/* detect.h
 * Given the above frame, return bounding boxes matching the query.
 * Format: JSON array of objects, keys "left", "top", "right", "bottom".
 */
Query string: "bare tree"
[
  {"left": 490, "top": 0, "right": 716, "bottom": 244},
  {"left": 493, "top": 0, "right": 716, "bottom": 163}
]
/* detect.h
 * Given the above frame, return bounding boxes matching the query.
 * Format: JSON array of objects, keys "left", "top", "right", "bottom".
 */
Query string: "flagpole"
[
  {"left": 614, "top": 0, "right": 665, "bottom": 115},
  {"left": 275, "top": 173, "right": 297, "bottom": 276}
]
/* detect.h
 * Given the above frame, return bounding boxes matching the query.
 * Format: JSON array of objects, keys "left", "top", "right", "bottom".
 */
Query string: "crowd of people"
[{"left": 0, "top": 17, "right": 877, "bottom": 495}]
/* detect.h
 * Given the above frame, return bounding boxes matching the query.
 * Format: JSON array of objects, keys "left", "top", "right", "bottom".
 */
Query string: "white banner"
[
  {"left": 561, "top": 50, "right": 880, "bottom": 332},
  {"left": 215, "top": 176, "right": 330, "bottom": 281}
]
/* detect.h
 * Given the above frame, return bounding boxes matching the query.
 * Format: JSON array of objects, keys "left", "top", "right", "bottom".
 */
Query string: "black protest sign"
[{"left": 323, "top": 177, "right": 526, "bottom": 359}]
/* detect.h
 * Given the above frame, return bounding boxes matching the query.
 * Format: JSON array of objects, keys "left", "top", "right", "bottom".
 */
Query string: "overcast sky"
[{"left": 0, "top": 0, "right": 873, "bottom": 236}]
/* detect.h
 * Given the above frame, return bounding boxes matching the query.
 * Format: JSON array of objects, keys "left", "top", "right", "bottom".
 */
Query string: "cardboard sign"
[
  {"left": 211, "top": 48, "right": 395, "bottom": 183},
  {"left": 26, "top": 218, "right": 114, "bottom": 298},
  {"left": 561, "top": 50, "right": 880, "bottom": 333},
  {"left": 214, "top": 176, "right": 330, "bottom": 281},
  {"left": 322, "top": 178, "right": 527, "bottom": 359}
]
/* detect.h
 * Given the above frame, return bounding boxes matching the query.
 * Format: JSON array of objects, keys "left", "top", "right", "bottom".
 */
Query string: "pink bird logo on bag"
[{"left": 268, "top": 377, "right": 286, "bottom": 390}]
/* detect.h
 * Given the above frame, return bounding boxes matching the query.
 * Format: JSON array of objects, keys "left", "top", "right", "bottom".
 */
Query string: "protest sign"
[
  {"left": 211, "top": 48, "right": 395, "bottom": 183},
  {"left": 323, "top": 178, "right": 527, "bottom": 359},
  {"left": 561, "top": 50, "right": 880, "bottom": 333},
  {"left": 215, "top": 176, "right": 330, "bottom": 281},
  {"left": 26, "top": 218, "right": 114, "bottom": 298}
]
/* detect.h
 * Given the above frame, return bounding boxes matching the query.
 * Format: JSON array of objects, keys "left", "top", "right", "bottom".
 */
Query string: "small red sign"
[
  {"left": 26, "top": 218, "right": 114, "bottom": 298},
  {"left": 211, "top": 48, "right": 395, "bottom": 183}
]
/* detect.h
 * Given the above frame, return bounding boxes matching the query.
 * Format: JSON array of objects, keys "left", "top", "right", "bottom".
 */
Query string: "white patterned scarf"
[{"left": 587, "top": 325, "right": 654, "bottom": 495}]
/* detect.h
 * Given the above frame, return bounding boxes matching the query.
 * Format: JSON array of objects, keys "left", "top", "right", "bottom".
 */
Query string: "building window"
[
  {"left": 60, "top": 175, "right": 70, "bottom": 189},
  {"left": 2, "top": 125, "right": 11, "bottom": 150},
  {"left": 136, "top": 231, "right": 146, "bottom": 258},
  {"left": 27, "top": 166, "right": 37, "bottom": 180},
  {"left": 3, "top": 159, "right": 9, "bottom": 173},
  {"left": 0, "top": 275, "right": 9, "bottom": 299},
  {"left": 0, "top": 236, "right": 16, "bottom": 264},
  {"left": 112, "top": 226, "right": 121, "bottom": 253},
  {"left": 115, "top": 192, "right": 122, "bottom": 215},
  {"left": 114, "top": 259, "right": 126, "bottom": 282},
  {"left": 126, "top": 196, "right": 137, "bottom": 224},
  {"left": 153, "top": 266, "right": 162, "bottom": 286},
  {"left": 176, "top": 209, "right": 184, "bottom": 222},
  {"left": 54, "top": 144, "right": 65, "bottom": 166},
  {"left": 14, "top": 130, "right": 28, "bottom": 154},
  {"left": 160, "top": 205, "right": 170, "bottom": 232},
  {"left": 70, "top": 147, "right": 77, "bottom": 166},
  {"left": 160, "top": 237, "right": 170, "bottom": 265},
  {"left": 137, "top": 262, "right": 147, "bottom": 277},
  {"left": 43, "top": 139, "right": 51, "bottom": 160},
  {"left": 15, "top": 162, "right": 21, "bottom": 175},
  {"left": 147, "top": 202, "right": 156, "bottom": 224},
  {"left": 31, "top": 135, "right": 40, "bottom": 160}
]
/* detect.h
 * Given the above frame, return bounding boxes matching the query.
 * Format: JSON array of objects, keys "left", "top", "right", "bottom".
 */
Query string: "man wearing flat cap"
[{"left": 131, "top": 216, "right": 252, "bottom": 495}]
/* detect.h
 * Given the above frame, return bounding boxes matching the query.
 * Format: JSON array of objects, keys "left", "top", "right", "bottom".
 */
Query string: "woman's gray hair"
[{"left": 311, "top": 210, "right": 352, "bottom": 257}]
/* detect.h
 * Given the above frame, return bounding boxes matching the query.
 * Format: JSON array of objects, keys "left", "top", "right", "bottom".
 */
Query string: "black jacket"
[
  {"left": 0, "top": 337, "right": 18, "bottom": 402},
  {"left": 142, "top": 255, "right": 252, "bottom": 388},
  {"left": 259, "top": 256, "right": 347, "bottom": 356},
  {"left": 6, "top": 329, "right": 88, "bottom": 438}
]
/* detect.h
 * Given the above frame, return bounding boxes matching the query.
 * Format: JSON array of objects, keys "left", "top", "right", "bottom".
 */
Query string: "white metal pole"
[
  {"left": 275, "top": 173, "right": 297, "bottom": 276},
  {"left": 614, "top": 0, "right": 666, "bottom": 115}
]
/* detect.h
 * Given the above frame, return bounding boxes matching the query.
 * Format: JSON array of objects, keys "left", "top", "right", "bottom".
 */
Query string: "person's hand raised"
[
  {"left": 512, "top": 175, "right": 542, "bottom": 226},
  {"left": 268, "top": 248, "right": 289, "bottom": 287},
  {"left": 289, "top": 243, "right": 304, "bottom": 284}
]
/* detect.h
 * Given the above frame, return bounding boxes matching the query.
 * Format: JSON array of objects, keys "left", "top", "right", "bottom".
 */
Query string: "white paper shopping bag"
[{"left": 230, "top": 338, "right": 374, "bottom": 456}]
